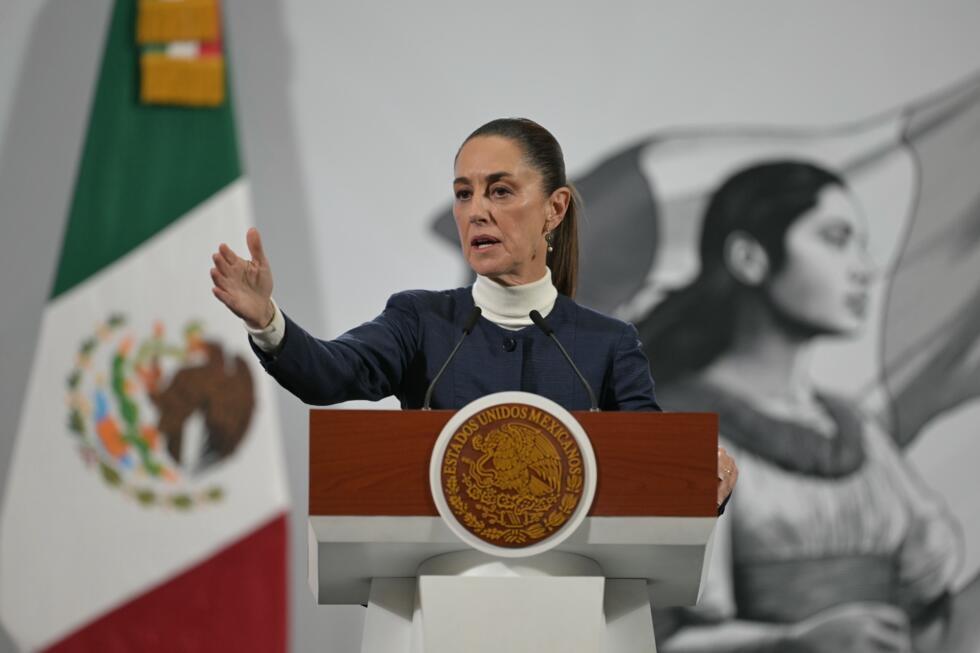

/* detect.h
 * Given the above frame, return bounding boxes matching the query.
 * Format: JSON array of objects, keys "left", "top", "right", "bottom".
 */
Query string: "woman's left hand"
[{"left": 717, "top": 446, "right": 738, "bottom": 507}]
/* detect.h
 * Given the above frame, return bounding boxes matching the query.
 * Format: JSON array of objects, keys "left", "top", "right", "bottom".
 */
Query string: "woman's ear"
[
  {"left": 724, "top": 231, "right": 770, "bottom": 286},
  {"left": 545, "top": 187, "right": 571, "bottom": 233}
]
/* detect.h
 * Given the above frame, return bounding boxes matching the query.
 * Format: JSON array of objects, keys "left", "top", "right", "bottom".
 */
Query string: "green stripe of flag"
[{"left": 52, "top": 0, "right": 241, "bottom": 299}]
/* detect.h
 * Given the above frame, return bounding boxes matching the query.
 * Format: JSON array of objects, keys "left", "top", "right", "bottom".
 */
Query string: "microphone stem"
[
  {"left": 547, "top": 333, "right": 600, "bottom": 412},
  {"left": 422, "top": 307, "right": 481, "bottom": 410},
  {"left": 422, "top": 335, "right": 467, "bottom": 410}
]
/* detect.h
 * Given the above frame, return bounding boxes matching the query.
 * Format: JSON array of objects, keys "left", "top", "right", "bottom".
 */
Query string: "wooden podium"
[{"left": 308, "top": 409, "right": 718, "bottom": 653}]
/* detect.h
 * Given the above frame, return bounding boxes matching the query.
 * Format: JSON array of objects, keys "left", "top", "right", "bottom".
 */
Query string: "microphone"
[
  {"left": 422, "top": 306, "right": 482, "bottom": 410},
  {"left": 529, "top": 310, "right": 599, "bottom": 412}
]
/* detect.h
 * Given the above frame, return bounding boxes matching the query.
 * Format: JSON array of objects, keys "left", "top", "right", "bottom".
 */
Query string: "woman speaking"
[{"left": 209, "top": 117, "right": 737, "bottom": 507}]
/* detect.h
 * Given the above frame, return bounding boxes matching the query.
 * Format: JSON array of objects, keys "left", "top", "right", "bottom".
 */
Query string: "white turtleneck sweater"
[
  {"left": 248, "top": 269, "right": 559, "bottom": 352},
  {"left": 470, "top": 268, "right": 558, "bottom": 330}
]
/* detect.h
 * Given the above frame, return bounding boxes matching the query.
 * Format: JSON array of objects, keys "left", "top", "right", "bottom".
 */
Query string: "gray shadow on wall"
[
  {"left": 222, "top": 3, "right": 367, "bottom": 653},
  {"left": 0, "top": 0, "right": 113, "bottom": 648},
  {"left": 0, "top": 1, "right": 359, "bottom": 651}
]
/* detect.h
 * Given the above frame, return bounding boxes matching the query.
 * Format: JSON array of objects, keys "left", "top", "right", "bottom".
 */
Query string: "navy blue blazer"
[{"left": 250, "top": 287, "right": 661, "bottom": 412}]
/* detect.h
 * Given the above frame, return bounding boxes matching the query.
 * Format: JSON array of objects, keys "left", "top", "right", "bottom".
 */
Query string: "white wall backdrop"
[
  {"left": 2, "top": 2, "right": 980, "bottom": 651},
  {"left": 286, "top": 2, "right": 980, "bottom": 334}
]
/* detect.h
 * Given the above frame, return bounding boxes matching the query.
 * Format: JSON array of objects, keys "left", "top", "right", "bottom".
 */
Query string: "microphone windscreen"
[
  {"left": 529, "top": 310, "right": 554, "bottom": 335},
  {"left": 463, "top": 306, "right": 482, "bottom": 334}
]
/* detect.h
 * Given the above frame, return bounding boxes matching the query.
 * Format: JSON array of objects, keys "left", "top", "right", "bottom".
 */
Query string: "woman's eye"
[
  {"left": 490, "top": 186, "right": 512, "bottom": 197},
  {"left": 455, "top": 189, "right": 472, "bottom": 201},
  {"left": 820, "top": 225, "right": 851, "bottom": 248}
]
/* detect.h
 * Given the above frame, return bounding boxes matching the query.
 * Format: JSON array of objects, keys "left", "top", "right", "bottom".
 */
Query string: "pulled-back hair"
[
  {"left": 638, "top": 161, "right": 846, "bottom": 383},
  {"left": 460, "top": 118, "right": 581, "bottom": 297}
]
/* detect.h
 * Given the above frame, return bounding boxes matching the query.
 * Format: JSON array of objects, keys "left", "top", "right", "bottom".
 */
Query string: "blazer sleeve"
[
  {"left": 604, "top": 322, "right": 662, "bottom": 412},
  {"left": 248, "top": 292, "right": 421, "bottom": 405}
]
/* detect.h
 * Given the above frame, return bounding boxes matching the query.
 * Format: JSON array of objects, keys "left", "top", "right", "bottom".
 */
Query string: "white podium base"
[{"left": 359, "top": 551, "right": 657, "bottom": 653}]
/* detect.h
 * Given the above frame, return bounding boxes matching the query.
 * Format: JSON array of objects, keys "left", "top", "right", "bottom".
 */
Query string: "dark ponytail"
[{"left": 460, "top": 118, "right": 580, "bottom": 297}]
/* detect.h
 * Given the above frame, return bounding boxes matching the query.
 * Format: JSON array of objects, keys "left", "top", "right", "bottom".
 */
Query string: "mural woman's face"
[
  {"left": 452, "top": 136, "right": 563, "bottom": 286},
  {"left": 766, "top": 186, "right": 874, "bottom": 335}
]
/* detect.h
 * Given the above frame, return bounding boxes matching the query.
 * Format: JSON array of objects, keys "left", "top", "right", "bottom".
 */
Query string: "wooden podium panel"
[{"left": 309, "top": 410, "right": 717, "bottom": 518}]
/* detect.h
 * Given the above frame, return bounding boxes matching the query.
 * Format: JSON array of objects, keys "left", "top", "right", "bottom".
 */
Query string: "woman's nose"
[
  {"left": 468, "top": 193, "right": 492, "bottom": 224},
  {"left": 850, "top": 250, "right": 877, "bottom": 285}
]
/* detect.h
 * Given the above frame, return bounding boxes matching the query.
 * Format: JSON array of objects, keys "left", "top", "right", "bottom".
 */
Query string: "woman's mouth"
[{"left": 471, "top": 236, "right": 500, "bottom": 251}]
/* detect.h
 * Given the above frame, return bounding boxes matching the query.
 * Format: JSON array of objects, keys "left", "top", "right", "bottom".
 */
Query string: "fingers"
[
  {"left": 246, "top": 227, "right": 267, "bottom": 265},
  {"left": 211, "top": 283, "right": 235, "bottom": 310},
  {"left": 717, "top": 475, "right": 736, "bottom": 505},
  {"left": 211, "top": 286, "right": 244, "bottom": 321},
  {"left": 716, "top": 446, "right": 738, "bottom": 506},
  {"left": 211, "top": 235, "right": 262, "bottom": 324},
  {"left": 717, "top": 446, "right": 737, "bottom": 478},
  {"left": 211, "top": 284, "right": 232, "bottom": 305},
  {"left": 718, "top": 445, "right": 733, "bottom": 465},
  {"left": 212, "top": 251, "right": 235, "bottom": 278},
  {"left": 210, "top": 265, "right": 232, "bottom": 293},
  {"left": 218, "top": 242, "right": 240, "bottom": 267}
]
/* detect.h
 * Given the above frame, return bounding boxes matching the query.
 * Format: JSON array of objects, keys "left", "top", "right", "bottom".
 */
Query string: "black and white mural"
[{"left": 433, "top": 74, "right": 980, "bottom": 652}]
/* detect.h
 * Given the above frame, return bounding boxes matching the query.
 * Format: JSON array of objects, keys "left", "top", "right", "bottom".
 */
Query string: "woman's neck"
[
  {"left": 472, "top": 268, "right": 558, "bottom": 330},
  {"left": 701, "top": 299, "right": 833, "bottom": 431}
]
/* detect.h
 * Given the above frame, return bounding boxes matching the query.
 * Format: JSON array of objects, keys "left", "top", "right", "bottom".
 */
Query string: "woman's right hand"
[
  {"left": 787, "top": 602, "right": 912, "bottom": 652},
  {"left": 210, "top": 227, "right": 275, "bottom": 329}
]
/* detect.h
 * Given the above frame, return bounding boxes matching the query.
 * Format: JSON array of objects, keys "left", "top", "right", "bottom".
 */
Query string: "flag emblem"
[
  {"left": 431, "top": 392, "right": 597, "bottom": 557},
  {"left": 66, "top": 314, "right": 254, "bottom": 510}
]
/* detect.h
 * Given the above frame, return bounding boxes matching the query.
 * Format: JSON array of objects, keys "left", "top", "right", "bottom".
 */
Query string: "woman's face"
[
  {"left": 765, "top": 186, "right": 875, "bottom": 335},
  {"left": 453, "top": 136, "right": 561, "bottom": 286}
]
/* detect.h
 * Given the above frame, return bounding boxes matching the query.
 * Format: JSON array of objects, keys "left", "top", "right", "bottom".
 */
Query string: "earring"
[{"left": 545, "top": 231, "right": 554, "bottom": 253}]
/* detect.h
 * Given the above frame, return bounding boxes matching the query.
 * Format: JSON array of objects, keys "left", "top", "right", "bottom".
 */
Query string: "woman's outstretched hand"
[{"left": 210, "top": 227, "right": 275, "bottom": 329}]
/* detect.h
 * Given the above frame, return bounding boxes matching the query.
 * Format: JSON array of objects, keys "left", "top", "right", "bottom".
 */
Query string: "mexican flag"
[{"left": 0, "top": 1, "right": 289, "bottom": 650}]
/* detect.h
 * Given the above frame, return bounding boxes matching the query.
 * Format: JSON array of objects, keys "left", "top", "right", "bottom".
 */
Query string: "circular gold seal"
[{"left": 432, "top": 393, "right": 595, "bottom": 555}]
